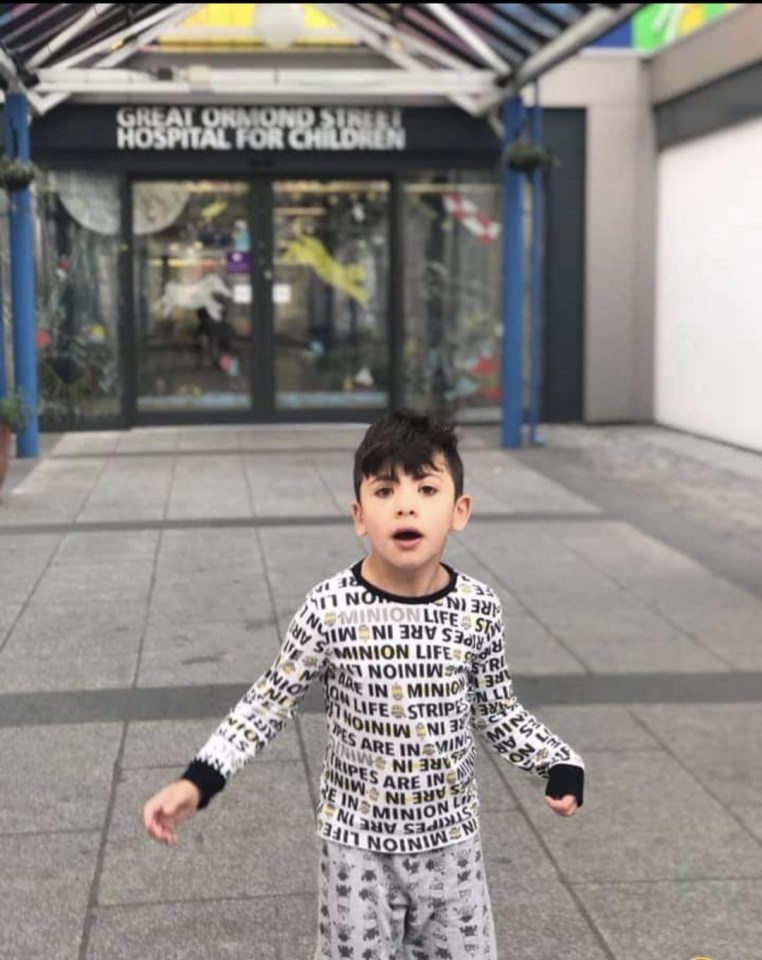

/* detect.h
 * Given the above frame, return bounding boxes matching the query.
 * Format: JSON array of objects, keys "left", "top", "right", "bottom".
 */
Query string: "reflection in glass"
[
  {"left": 402, "top": 173, "right": 503, "bottom": 417},
  {"left": 273, "top": 179, "right": 389, "bottom": 410},
  {"left": 133, "top": 181, "right": 252, "bottom": 412},
  {"left": 33, "top": 170, "right": 122, "bottom": 425}
]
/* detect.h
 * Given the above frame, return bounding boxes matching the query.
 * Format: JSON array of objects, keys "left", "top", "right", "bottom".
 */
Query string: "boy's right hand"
[{"left": 143, "top": 779, "right": 201, "bottom": 845}]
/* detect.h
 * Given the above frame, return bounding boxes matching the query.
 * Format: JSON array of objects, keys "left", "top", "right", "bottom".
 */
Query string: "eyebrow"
[{"left": 369, "top": 471, "right": 442, "bottom": 483}]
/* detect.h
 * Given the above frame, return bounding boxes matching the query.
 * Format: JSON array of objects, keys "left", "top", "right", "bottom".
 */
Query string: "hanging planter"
[
  {"left": 0, "top": 157, "right": 36, "bottom": 192},
  {"left": 504, "top": 139, "right": 553, "bottom": 174}
]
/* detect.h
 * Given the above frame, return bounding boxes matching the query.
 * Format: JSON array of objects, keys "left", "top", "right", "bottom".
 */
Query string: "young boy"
[{"left": 144, "top": 409, "right": 585, "bottom": 960}]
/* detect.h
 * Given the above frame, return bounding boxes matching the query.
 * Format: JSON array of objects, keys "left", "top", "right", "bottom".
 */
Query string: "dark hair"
[{"left": 353, "top": 409, "right": 464, "bottom": 500}]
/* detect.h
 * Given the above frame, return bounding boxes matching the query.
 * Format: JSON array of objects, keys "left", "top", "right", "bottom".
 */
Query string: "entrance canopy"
[{"left": 0, "top": 3, "right": 640, "bottom": 117}]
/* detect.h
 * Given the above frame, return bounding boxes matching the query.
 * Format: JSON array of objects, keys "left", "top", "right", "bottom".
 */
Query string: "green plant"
[
  {"left": 0, "top": 156, "right": 36, "bottom": 192},
  {"left": 0, "top": 389, "right": 31, "bottom": 432},
  {"left": 504, "top": 139, "right": 553, "bottom": 173}
]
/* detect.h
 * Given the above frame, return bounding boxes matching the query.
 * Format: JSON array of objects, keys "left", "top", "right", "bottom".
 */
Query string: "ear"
[
  {"left": 352, "top": 500, "right": 367, "bottom": 537},
  {"left": 451, "top": 494, "right": 472, "bottom": 532}
]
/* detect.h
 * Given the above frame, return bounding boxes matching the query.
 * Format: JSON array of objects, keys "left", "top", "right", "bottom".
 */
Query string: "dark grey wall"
[{"left": 542, "top": 108, "right": 586, "bottom": 423}]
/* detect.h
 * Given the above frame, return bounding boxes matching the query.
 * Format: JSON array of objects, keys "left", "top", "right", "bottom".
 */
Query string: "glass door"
[
  {"left": 272, "top": 179, "right": 390, "bottom": 411},
  {"left": 132, "top": 180, "right": 253, "bottom": 413}
]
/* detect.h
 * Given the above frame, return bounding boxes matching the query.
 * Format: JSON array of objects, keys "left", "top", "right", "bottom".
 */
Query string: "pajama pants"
[{"left": 314, "top": 832, "right": 498, "bottom": 960}]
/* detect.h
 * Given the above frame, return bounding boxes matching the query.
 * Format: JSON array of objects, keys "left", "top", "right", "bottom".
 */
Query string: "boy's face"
[{"left": 352, "top": 454, "right": 471, "bottom": 573}]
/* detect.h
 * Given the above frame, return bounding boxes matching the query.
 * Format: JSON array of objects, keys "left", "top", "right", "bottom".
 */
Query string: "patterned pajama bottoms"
[{"left": 314, "top": 833, "right": 498, "bottom": 960}]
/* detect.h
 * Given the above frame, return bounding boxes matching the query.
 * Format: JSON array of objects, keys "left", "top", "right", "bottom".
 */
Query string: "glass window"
[
  {"left": 132, "top": 180, "right": 252, "bottom": 413},
  {"left": 34, "top": 170, "right": 123, "bottom": 425},
  {"left": 402, "top": 172, "right": 503, "bottom": 419},
  {"left": 273, "top": 179, "right": 389, "bottom": 410}
]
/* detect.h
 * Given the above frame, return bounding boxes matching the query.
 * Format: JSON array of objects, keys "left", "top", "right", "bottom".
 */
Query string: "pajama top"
[{"left": 183, "top": 561, "right": 585, "bottom": 854}]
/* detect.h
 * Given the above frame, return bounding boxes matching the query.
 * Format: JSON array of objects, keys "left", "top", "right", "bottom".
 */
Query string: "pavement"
[{"left": 1, "top": 421, "right": 761, "bottom": 960}]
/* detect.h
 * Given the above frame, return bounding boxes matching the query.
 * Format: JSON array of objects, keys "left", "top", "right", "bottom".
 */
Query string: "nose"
[{"left": 395, "top": 501, "right": 416, "bottom": 516}]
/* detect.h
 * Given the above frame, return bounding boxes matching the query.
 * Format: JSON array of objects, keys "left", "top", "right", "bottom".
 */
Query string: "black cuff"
[
  {"left": 181, "top": 760, "right": 227, "bottom": 810},
  {"left": 546, "top": 763, "right": 584, "bottom": 808}
]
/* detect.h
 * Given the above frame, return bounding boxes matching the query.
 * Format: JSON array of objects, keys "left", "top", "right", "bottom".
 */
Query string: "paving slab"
[
  {"left": 122, "top": 718, "right": 303, "bottom": 770},
  {"left": 167, "top": 455, "right": 253, "bottom": 520},
  {"left": 0, "top": 653, "right": 139, "bottom": 693},
  {"left": 137, "top": 619, "right": 281, "bottom": 687},
  {"left": 87, "top": 899, "right": 279, "bottom": 960},
  {"left": 100, "top": 764, "right": 318, "bottom": 904},
  {"left": 2, "top": 602, "right": 145, "bottom": 658},
  {"left": 245, "top": 456, "right": 343, "bottom": 517},
  {"left": 156, "top": 527, "right": 264, "bottom": 578},
  {"left": 0, "top": 722, "right": 122, "bottom": 832},
  {"left": 507, "top": 749, "right": 762, "bottom": 882},
  {"left": 51, "top": 431, "right": 122, "bottom": 457},
  {"left": 148, "top": 566, "right": 273, "bottom": 625},
  {"left": 54, "top": 529, "right": 160, "bottom": 565},
  {"left": 32, "top": 560, "right": 154, "bottom": 607},
  {"left": 546, "top": 519, "right": 762, "bottom": 669},
  {"left": 632, "top": 703, "right": 762, "bottom": 808},
  {"left": 0, "top": 831, "right": 99, "bottom": 960},
  {"left": 574, "top": 878, "right": 762, "bottom": 960}
]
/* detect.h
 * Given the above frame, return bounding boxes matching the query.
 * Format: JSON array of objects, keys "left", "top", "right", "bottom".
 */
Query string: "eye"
[
  {"left": 374, "top": 486, "right": 393, "bottom": 497},
  {"left": 420, "top": 485, "right": 438, "bottom": 495}
]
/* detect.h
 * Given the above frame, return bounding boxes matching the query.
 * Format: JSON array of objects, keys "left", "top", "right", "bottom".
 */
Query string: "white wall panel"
[{"left": 656, "top": 116, "right": 762, "bottom": 452}]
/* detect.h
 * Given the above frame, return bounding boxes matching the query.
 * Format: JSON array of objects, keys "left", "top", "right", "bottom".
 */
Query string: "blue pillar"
[
  {"left": 527, "top": 83, "right": 545, "bottom": 446},
  {"left": 500, "top": 96, "right": 526, "bottom": 448},
  {"left": 4, "top": 91, "right": 39, "bottom": 456},
  {"left": 0, "top": 244, "right": 6, "bottom": 399}
]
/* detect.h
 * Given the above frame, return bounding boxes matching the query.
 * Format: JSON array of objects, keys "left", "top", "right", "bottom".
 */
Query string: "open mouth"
[{"left": 393, "top": 528, "right": 423, "bottom": 543}]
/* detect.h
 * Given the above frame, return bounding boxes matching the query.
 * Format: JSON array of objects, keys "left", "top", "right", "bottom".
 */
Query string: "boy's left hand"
[{"left": 545, "top": 795, "right": 578, "bottom": 816}]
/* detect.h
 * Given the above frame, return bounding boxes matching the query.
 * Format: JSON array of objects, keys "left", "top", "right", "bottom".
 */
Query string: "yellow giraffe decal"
[{"left": 281, "top": 234, "right": 369, "bottom": 304}]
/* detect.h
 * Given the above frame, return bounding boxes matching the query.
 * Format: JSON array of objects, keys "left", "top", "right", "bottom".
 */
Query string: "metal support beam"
[
  {"left": 314, "top": 3, "right": 484, "bottom": 115},
  {"left": 424, "top": 3, "right": 511, "bottom": 73},
  {"left": 500, "top": 96, "right": 526, "bottom": 449},
  {"left": 476, "top": 2, "right": 641, "bottom": 113},
  {"left": 27, "top": 3, "right": 118, "bottom": 69},
  {"left": 4, "top": 92, "right": 39, "bottom": 457},
  {"left": 31, "top": 2, "right": 205, "bottom": 116}
]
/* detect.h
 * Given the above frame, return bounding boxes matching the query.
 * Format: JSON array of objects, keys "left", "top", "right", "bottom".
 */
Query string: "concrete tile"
[
  {"left": 148, "top": 568, "right": 273, "bottom": 625},
  {"left": 275, "top": 894, "right": 317, "bottom": 960},
  {"left": 137, "top": 619, "right": 281, "bottom": 687},
  {"left": 479, "top": 810, "right": 558, "bottom": 885},
  {"left": 575, "top": 879, "right": 762, "bottom": 960},
  {"left": 730, "top": 804, "right": 762, "bottom": 842},
  {"left": 244, "top": 458, "right": 341, "bottom": 517},
  {"left": 166, "top": 456, "right": 253, "bottom": 520},
  {"left": 545, "top": 519, "right": 762, "bottom": 669},
  {"left": 475, "top": 750, "right": 520, "bottom": 812},
  {"left": 101, "top": 766, "right": 318, "bottom": 904},
  {"left": 54, "top": 530, "right": 160, "bottom": 565},
  {"left": 0, "top": 602, "right": 22, "bottom": 645},
  {"left": 122, "top": 719, "right": 303, "bottom": 770},
  {"left": 0, "top": 832, "right": 99, "bottom": 960},
  {"left": 488, "top": 878, "right": 610, "bottom": 960},
  {"left": 0, "top": 533, "right": 59, "bottom": 604},
  {"left": 116, "top": 429, "right": 179, "bottom": 454},
  {"left": 465, "top": 452, "right": 601, "bottom": 515},
  {"left": 633, "top": 704, "right": 762, "bottom": 807},
  {"left": 52, "top": 431, "right": 121, "bottom": 456},
  {"left": 32, "top": 561, "right": 154, "bottom": 606},
  {"left": 514, "top": 706, "right": 660, "bottom": 753},
  {"left": 87, "top": 900, "right": 278, "bottom": 960},
  {"left": 0, "top": 723, "right": 122, "bottom": 832},
  {"left": 501, "top": 613, "right": 587, "bottom": 675},
  {"left": 0, "top": 653, "right": 137, "bottom": 692},
  {"left": 155, "top": 528, "right": 263, "bottom": 578},
  {"left": 3, "top": 602, "right": 144, "bottom": 657},
  {"left": 508, "top": 750, "right": 762, "bottom": 882},
  {"left": 177, "top": 427, "right": 243, "bottom": 452}
]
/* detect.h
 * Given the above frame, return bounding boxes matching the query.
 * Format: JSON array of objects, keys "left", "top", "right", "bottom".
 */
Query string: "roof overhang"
[{"left": 0, "top": 3, "right": 642, "bottom": 118}]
